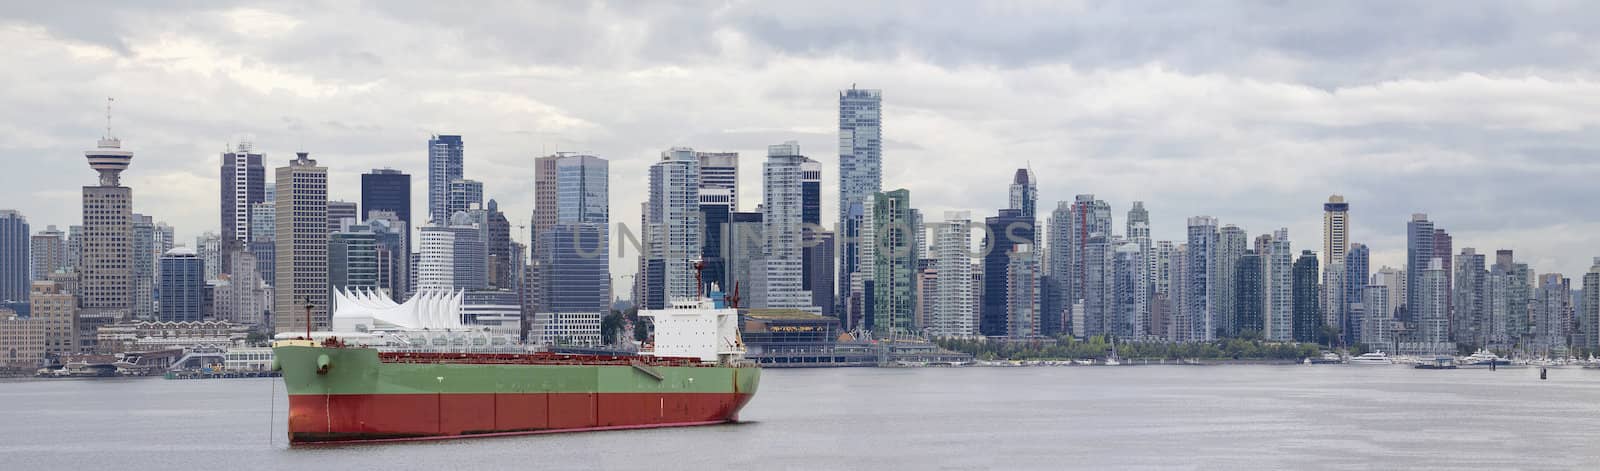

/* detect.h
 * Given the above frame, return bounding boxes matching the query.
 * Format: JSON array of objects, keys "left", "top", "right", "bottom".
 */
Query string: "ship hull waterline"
[{"left": 275, "top": 346, "right": 760, "bottom": 445}]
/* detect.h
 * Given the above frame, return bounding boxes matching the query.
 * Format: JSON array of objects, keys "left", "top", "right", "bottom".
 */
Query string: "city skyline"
[{"left": 3, "top": 3, "right": 1600, "bottom": 284}]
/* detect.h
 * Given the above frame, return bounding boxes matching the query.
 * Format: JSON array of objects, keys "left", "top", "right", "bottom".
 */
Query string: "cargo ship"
[{"left": 273, "top": 286, "right": 758, "bottom": 445}]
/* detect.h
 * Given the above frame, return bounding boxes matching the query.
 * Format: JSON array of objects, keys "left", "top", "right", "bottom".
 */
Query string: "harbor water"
[{"left": 3, "top": 365, "right": 1598, "bottom": 470}]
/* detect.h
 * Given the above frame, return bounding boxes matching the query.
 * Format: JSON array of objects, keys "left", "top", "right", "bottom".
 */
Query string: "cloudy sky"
[{"left": 4, "top": 1, "right": 1599, "bottom": 288}]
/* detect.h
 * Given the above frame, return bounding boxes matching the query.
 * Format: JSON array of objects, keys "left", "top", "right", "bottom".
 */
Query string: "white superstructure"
[{"left": 640, "top": 294, "right": 744, "bottom": 364}]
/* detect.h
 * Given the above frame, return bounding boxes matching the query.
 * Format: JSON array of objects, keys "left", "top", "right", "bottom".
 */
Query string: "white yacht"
[
  {"left": 1459, "top": 349, "right": 1514, "bottom": 368},
  {"left": 1348, "top": 351, "right": 1393, "bottom": 365}
]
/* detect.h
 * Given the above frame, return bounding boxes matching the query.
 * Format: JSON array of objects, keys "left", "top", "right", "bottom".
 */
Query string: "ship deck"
[{"left": 377, "top": 351, "right": 713, "bottom": 367}]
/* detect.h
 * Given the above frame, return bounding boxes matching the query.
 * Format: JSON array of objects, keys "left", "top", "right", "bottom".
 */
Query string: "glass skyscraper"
[{"left": 427, "top": 134, "right": 464, "bottom": 225}]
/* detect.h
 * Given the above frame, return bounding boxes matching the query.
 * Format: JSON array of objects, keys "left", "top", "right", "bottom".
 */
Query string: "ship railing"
[{"left": 376, "top": 351, "right": 712, "bottom": 367}]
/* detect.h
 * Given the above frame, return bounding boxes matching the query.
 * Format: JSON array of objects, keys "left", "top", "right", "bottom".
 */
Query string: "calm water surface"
[{"left": 2, "top": 365, "right": 1597, "bottom": 470}]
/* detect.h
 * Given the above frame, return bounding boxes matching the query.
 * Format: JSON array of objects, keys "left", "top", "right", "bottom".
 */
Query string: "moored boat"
[{"left": 1348, "top": 351, "right": 1393, "bottom": 365}]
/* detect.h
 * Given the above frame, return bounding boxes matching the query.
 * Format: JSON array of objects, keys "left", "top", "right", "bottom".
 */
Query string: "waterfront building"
[
  {"left": 129, "top": 215, "right": 156, "bottom": 319},
  {"left": 1005, "top": 244, "right": 1041, "bottom": 338},
  {"left": 327, "top": 200, "right": 359, "bottom": 234},
  {"left": 219, "top": 142, "right": 265, "bottom": 273},
  {"left": 29, "top": 225, "right": 66, "bottom": 282},
  {"left": 931, "top": 212, "right": 974, "bottom": 337},
  {"left": 0, "top": 211, "right": 28, "bottom": 304},
  {"left": 1453, "top": 248, "right": 1488, "bottom": 346},
  {"left": 0, "top": 310, "right": 45, "bottom": 369},
  {"left": 462, "top": 289, "right": 524, "bottom": 339},
  {"left": 81, "top": 132, "right": 136, "bottom": 351},
  {"left": 1083, "top": 234, "right": 1112, "bottom": 337},
  {"left": 1185, "top": 216, "right": 1218, "bottom": 341},
  {"left": 31, "top": 281, "right": 77, "bottom": 357},
  {"left": 1434, "top": 229, "right": 1454, "bottom": 324},
  {"left": 1405, "top": 214, "right": 1435, "bottom": 325},
  {"left": 427, "top": 134, "right": 464, "bottom": 225},
  {"left": 871, "top": 189, "right": 915, "bottom": 336},
  {"left": 1413, "top": 258, "right": 1451, "bottom": 354},
  {"left": 1215, "top": 225, "right": 1248, "bottom": 338},
  {"left": 158, "top": 247, "right": 205, "bottom": 322},
  {"left": 1362, "top": 283, "right": 1393, "bottom": 350},
  {"left": 1533, "top": 273, "right": 1571, "bottom": 354},
  {"left": 1581, "top": 259, "right": 1600, "bottom": 351},
  {"left": 837, "top": 86, "right": 882, "bottom": 322},
  {"left": 981, "top": 209, "right": 1034, "bottom": 337},
  {"left": 273, "top": 152, "right": 329, "bottom": 335},
  {"left": 1112, "top": 241, "right": 1146, "bottom": 337},
  {"left": 1487, "top": 250, "right": 1530, "bottom": 348},
  {"left": 1235, "top": 250, "right": 1264, "bottom": 336},
  {"left": 95, "top": 320, "right": 248, "bottom": 353},
  {"left": 1322, "top": 195, "right": 1349, "bottom": 338},
  {"left": 1344, "top": 243, "right": 1369, "bottom": 344},
  {"left": 1292, "top": 250, "right": 1320, "bottom": 343},
  {"left": 756, "top": 142, "right": 817, "bottom": 312},
  {"left": 644, "top": 147, "right": 701, "bottom": 306},
  {"left": 1044, "top": 201, "right": 1073, "bottom": 336}
]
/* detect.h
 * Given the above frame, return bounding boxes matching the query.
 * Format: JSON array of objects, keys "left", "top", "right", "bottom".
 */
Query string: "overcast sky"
[{"left": 4, "top": 1, "right": 1599, "bottom": 288}]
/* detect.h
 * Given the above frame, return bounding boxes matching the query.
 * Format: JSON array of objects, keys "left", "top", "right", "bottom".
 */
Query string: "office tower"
[
  {"left": 0, "top": 211, "right": 26, "bottom": 303},
  {"left": 755, "top": 142, "right": 816, "bottom": 311},
  {"left": 483, "top": 200, "right": 513, "bottom": 291},
  {"left": 418, "top": 218, "right": 487, "bottom": 292},
  {"left": 30, "top": 281, "right": 78, "bottom": 355},
  {"left": 65, "top": 225, "right": 82, "bottom": 273},
  {"left": 1112, "top": 241, "right": 1146, "bottom": 337},
  {"left": 838, "top": 87, "right": 883, "bottom": 318},
  {"left": 274, "top": 152, "right": 328, "bottom": 335},
  {"left": 531, "top": 154, "right": 560, "bottom": 255},
  {"left": 696, "top": 152, "right": 739, "bottom": 210},
  {"left": 196, "top": 231, "right": 222, "bottom": 281},
  {"left": 1045, "top": 202, "right": 1073, "bottom": 335},
  {"left": 1082, "top": 234, "right": 1112, "bottom": 337},
  {"left": 1292, "top": 250, "right": 1320, "bottom": 343},
  {"left": 445, "top": 179, "right": 483, "bottom": 219},
  {"left": 1185, "top": 216, "right": 1219, "bottom": 341},
  {"left": 1581, "top": 259, "right": 1600, "bottom": 351},
  {"left": 1362, "top": 281, "right": 1393, "bottom": 350},
  {"left": 250, "top": 201, "right": 275, "bottom": 287},
  {"left": 129, "top": 215, "right": 156, "bottom": 320},
  {"left": 1405, "top": 214, "right": 1435, "bottom": 325},
  {"left": 328, "top": 229, "right": 379, "bottom": 292},
  {"left": 1415, "top": 258, "right": 1451, "bottom": 353},
  {"left": 219, "top": 142, "right": 265, "bottom": 273},
  {"left": 1215, "top": 225, "right": 1248, "bottom": 338},
  {"left": 539, "top": 154, "right": 609, "bottom": 318},
  {"left": 1322, "top": 195, "right": 1349, "bottom": 334},
  {"left": 1344, "top": 243, "right": 1369, "bottom": 345},
  {"left": 361, "top": 168, "right": 412, "bottom": 225},
  {"left": 871, "top": 189, "right": 915, "bottom": 336},
  {"left": 158, "top": 247, "right": 204, "bottom": 322},
  {"left": 982, "top": 209, "right": 1034, "bottom": 337},
  {"left": 29, "top": 226, "right": 65, "bottom": 281},
  {"left": 1533, "top": 273, "right": 1571, "bottom": 354},
  {"left": 218, "top": 250, "right": 267, "bottom": 326},
  {"left": 363, "top": 211, "right": 409, "bottom": 299},
  {"left": 326, "top": 201, "right": 358, "bottom": 234},
  {"left": 1009, "top": 168, "right": 1037, "bottom": 220},
  {"left": 1487, "top": 250, "right": 1530, "bottom": 348},
  {"left": 1235, "top": 250, "right": 1264, "bottom": 335},
  {"left": 722, "top": 212, "right": 763, "bottom": 298},
  {"left": 1265, "top": 229, "right": 1294, "bottom": 341},
  {"left": 81, "top": 132, "right": 135, "bottom": 350},
  {"left": 800, "top": 159, "right": 823, "bottom": 306},
  {"left": 809, "top": 231, "right": 836, "bottom": 318},
  {"left": 1432, "top": 229, "right": 1453, "bottom": 328},
  {"left": 1005, "top": 244, "right": 1041, "bottom": 337},
  {"left": 642, "top": 148, "right": 702, "bottom": 307},
  {"left": 1127, "top": 202, "right": 1149, "bottom": 239},
  {"left": 427, "top": 134, "right": 464, "bottom": 225},
  {"left": 931, "top": 212, "right": 974, "bottom": 337},
  {"left": 699, "top": 188, "right": 733, "bottom": 293},
  {"left": 1453, "top": 248, "right": 1487, "bottom": 346}
]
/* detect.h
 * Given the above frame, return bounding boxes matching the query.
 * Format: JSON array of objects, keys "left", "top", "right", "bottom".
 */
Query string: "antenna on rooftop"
[{"left": 104, "top": 97, "right": 115, "bottom": 138}]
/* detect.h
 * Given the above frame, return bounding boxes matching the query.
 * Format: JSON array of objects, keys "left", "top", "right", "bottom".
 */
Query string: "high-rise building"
[
  {"left": 196, "top": 231, "right": 222, "bottom": 281},
  {"left": 1009, "top": 168, "right": 1037, "bottom": 220},
  {"left": 360, "top": 169, "right": 412, "bottom": 227},
  {"left": 1235, "top": 250, "right": 1264, "bottom": 336},
  {"left": 809, "top": 231, "right": 836, "bottom": 318},
  {"left": 1414, "top": 258, "right": 1451, "bottom": 353},
  {"left": 325, "top": 201, "right": 358, "bottom": 234},
  {"left": 539, "top": 154, "right": 608, "bottom": 319},
  {"left": 1580, "top": 259, "right": 1600, "bottom": 351},
  {"left": 1292, "top": 250, "right": 1320, "bottom": 343},
  {"left": 931, "top": 212, "right": 974, "bottom": 337},
  {"left": 129, "top": 215, "right": 156, "bottom": 320},
  {"left": 1044, "top": 202, "right": 1073, "bottom": 335},
  {"left": 273, "top": 152, "right": 328, "bottom": 335},
  {"left": 219, "top": 142, "right": 265, "bottom": 273},
  {"left": 838, "top": 87, "right": 883, "bottom": 318},
  {"left": 1112, "top": 241, "right": 1146, "bottom": 337},
  {"left": 484, "top": 200, "right": 513, "bottom": 291},
  {"left": 871, "top": 189, "right": 915, "bottom": 336},
  {"left": 65, "top": 225, "right": 82, "bottom": 274},
  {"left": 158, "top": 247, "right": 205, "bottom": 322},
  {"left": 1487, "top": 250, "right": 1529, "bottom": 348},
  {"left": 1322, "top": 195, "right": 1349, "bottom": 336},
  {"left": 1453, "top": 248, "right": 1487, "bottom": 347},
  {"left": 698, "top": 188, "right": 733, "bottom": 294},
  {"left": 328, "top": 229, "right": 379, "bottom": 292},
  {"left": 216, "top": 250, "right": 268, "bottom": 326},
  {"left": 644, "top": 148, "right": 702, "bottom": 306},
  {"left": 696, "top": 152, "right": 739, "bottom": 211},
  {"left": 1533, "top": 273, "right": 1571, "bottom": 354},
  {"left": 1362, "top": 281, "right": 1393, "bottom": 350},
  {"left": 81, "top": 132, "right": 136, "bottom": 351},
  {"left": 1185, "top": 216, "right": 1218, "bottom": 341},
  {"left": 1005, "top": 243, "right": 1041, "bottom": 338},
  {"left": 418, "top": 218, "right": 487, "bottom": 292},
  {"left": 1127, "top": 202, "right": 1149, "bottom": 239},
  {"left": 1266, "top": 229, "right": 1294, "bottom": 342},
  {"left": 800, "top": 159, "right": 823, "bottom": 308},
  {"left": 755, "top": 142, "right": 816, "bottom": 311},
  {"left": 29, "top": 225, "right": 65, "bottom": 281},
  {"left": 0, "top": 210, "right": 27, "bottom": 303},
  {"left": 1344, "top": 243, "right": 1370, "bottom": 345},
  {"left": 1405, "top": 214, "right": 1435, "bottom": 325},
  {"left": 30, "top": 281, "right": 78, "bottom": 355},
  {"left": 1082, "top": 234, "right": 1112, "bottom": 337},
  {"left": 722, "top": 212, "right": 763, "bottom": 298},
  {"left": 1215, "top": 225, "right": 1248, "bottom": 338},
  {"left": 445, "top": 179, "right": 483, "bottom": 219},
  {"left": 1433, "top": 228, "right": 1453, "bottom": 328},
  {"left": 427, "top": 134, "right": 464, "bottom": 225},
  {"left": 982, "top": 209, "right": 1033, "bottom": 337},
  {"left": 363, "top": 211, "right": 409, "bottom": 299}
]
